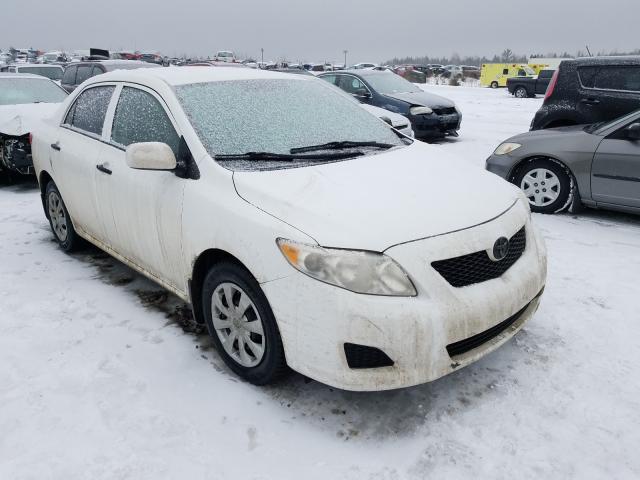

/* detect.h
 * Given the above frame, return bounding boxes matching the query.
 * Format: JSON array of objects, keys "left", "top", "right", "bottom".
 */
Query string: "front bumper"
[
  {"left": 410, "top": 112, "right": 462, "bottom": 139},
  {"left": 263, "top": 201, "right": 547, "bottom": 391}
]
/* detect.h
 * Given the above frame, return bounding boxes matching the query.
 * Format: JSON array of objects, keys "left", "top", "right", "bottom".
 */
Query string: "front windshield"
[
  {"left": 363, "top": 73, "right": 421, "bottom": 94},
  {"left": 175, "top": 78, "right": 404, "bottom": 157},
  {"left": 587, "top": 110, "right": 640, "bottom": 134},
  {"left": 0, "top": 78, "right": 67, "bottom": 105},
  {"left": 18, "top": 66, "right": 63, "bottom": 81}
]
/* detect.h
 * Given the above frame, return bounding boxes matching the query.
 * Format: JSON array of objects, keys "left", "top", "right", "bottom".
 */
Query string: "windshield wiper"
[
  {"left": 290, "top": 141, "right": 394, "bottom": 154},
  {"left": 216, "top": 150, "right": 364, "bottom": 161}
]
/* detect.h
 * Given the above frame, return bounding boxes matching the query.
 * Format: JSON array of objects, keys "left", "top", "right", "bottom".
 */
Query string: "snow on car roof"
[
  {"left": 91, "top": 66, "right": 310, "bottom": 87},
  {"left": 0, "top": 72, "right": 52, "bottom": 79}
]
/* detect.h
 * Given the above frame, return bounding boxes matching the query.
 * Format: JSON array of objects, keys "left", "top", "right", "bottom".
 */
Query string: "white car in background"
[
  {"left": 360, "top": 104, "right": 414, "bottom": 137},
  {"left": 0, "top": 73, "right": 67, "bottom": 178},
  {"left": 31, "top": 67, "right": 546, "bottom": 391},
  {"left": 214, "top": 51, "right": 236, "bottom": 63}
]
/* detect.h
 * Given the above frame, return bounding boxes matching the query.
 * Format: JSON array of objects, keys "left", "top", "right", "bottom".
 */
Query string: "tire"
[
  {"left": 514, "top": 86, "right": 528, "bottom": 98},
  {"left": 202, "top": 262, "right": 288, "bottom": 385},
  {"left": 45, "top": 181, "right": 83, "bottom": 251},
  {"left": 490, "top": 81, "right": 499, "bottom": 89},
  {"left": 512, "top": 158, "right": 571, "bottom": 214}
]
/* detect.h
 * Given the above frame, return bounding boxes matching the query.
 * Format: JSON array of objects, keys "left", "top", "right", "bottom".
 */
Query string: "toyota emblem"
[{"left": 491, "top": 237, "right": 510, "bottom": 261}]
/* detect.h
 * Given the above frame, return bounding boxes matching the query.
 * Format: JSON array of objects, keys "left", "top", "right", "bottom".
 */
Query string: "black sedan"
[{"left": 318, "top": 70, "right": 461, "bottom": 140}]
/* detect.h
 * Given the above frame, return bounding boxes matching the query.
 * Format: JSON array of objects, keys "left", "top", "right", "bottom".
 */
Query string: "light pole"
[
  {"left": 261, "top": 48, "right": 264, "bottom": 67},
  {"left": 343, "top": 50, "right": 348, "bottom": 68}
]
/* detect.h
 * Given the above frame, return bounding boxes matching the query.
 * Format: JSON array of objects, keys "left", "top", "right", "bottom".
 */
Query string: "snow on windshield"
[
  {"left": 174, "top": 79, "right": 403, "bottom": 158},
  {"left": 0, "top": 78, "right": 67, "bottom": 106}
]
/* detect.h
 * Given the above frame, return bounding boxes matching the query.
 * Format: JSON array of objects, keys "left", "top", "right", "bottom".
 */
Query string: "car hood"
[
  {"left": 508, "top": 124, "right": 591, "bottom": 142},
  {"left": 0, "top": 103, "right": 61, "bottom": 136},
  {"left": 382, "top": 91, "right": 456, "bottom": 109},
  {"left": 233, "top": 143, "right": 520, "bottom": 251}
]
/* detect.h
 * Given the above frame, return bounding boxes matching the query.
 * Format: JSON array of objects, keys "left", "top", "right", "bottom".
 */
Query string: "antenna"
[{"left": 585, "top": 45, "right": 592, "bottom": 57}]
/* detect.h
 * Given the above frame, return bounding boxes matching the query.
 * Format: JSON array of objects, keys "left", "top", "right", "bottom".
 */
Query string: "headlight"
[
  {"left": 494, "top": 142, "right": 522, "bottom": 155},
  {"left": 276, "top": 239, "right": 417, "bottom": 297},
  {"left": 409, "top": 106, "right": 433, "bottom": 115}
]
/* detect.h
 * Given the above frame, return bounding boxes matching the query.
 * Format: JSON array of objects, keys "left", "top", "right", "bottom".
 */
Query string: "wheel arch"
[
  {"left": 508, "top": 155, "right": 582, "bottom": 211},
  {"left": 189, "top": 248, "right": 253, "bottom": 324},
  {"left": 38, "top": 170, "right": 54, "bottom": 218}
]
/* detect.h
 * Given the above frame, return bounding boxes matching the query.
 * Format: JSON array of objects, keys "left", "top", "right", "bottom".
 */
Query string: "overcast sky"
[{"left": 3, "top": 0, "right": 638, "bottom": 62}]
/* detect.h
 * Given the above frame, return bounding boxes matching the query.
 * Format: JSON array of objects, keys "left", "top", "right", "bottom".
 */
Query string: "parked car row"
[{"left": 486, "top": 56, "right": 640, "bottom": 217}]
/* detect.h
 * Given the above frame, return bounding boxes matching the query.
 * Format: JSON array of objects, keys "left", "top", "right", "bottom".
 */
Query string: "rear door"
[
  {"left": 51, "top": 85, "right": 116, "bottom": 242},
  {"left": 591, "top": 118, "right": 640, "bottom": 208},
  {"left": 578, "top": 65, "right": 640, "bottom": 123}
]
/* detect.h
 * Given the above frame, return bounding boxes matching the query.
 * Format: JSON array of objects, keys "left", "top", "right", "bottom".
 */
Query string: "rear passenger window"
[
  {"left": 62, "top": 66, "right": 76, "bottom": 85},
  {"left": 594, "top": 66, "right": 640, "bottom": 92},
  {"left": 91, "top": 66, "right": 104, "bottom": 77},
  {"left": 75, "top": 65, "right": 92, "bottom": 85},
  {"left": 64, "top": 86, "right": 114, "bottom": 136},
  {"left": 111, "top": 87, "right": 180, "bottom": 155},
  {"left": 578, "top": 67, "right": 598, "bottom": 88}
]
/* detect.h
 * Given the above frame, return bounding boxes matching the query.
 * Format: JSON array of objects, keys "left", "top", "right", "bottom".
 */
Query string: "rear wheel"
[
  {"left": 513, "top": 159, "right": 571, "bottom": 214},
  {"left": 490, "top": 81, "right": 499, "bottom": 89},
  {"left": 45, "top": 181, "right": 83, "bottom": 251},
  {"left": 202, "top": 262, "right": 288, "bottom": 385},
  {"left": 514, "top": 86, "right": 528, "bottom": 98}
]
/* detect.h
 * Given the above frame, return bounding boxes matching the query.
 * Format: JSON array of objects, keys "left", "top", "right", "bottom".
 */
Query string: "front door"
[
  {"left": 52, "top": 85, "right": 116, "bottom": 242},
  {"left": 96, "top": 84, "right": 186, "bottom": 291},
  {"left": 591, "top": 120, "right": 640, "bottom": 208}
]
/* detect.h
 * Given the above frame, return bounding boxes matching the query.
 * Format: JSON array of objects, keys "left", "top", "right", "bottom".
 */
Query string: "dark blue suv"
[{"left": 318, "top": 70, "right": 461, "bottom": 140}]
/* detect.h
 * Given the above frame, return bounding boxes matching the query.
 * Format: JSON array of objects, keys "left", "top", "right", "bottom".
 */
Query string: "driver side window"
[
  {"left": 111, "top": 87, "right": 180, "bottom": 156},
  {"left": 339, "top": 76, "right": 367, "bottom": 95}
]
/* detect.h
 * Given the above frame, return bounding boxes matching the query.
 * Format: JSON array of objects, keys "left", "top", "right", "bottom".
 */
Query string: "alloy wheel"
[
  {"left": 48, "top": 191, "right": 68, "bottom": 242},
  {"left": 520, "top": 168, "right": 561, "bottom": 207},
  {"left": 211, "top": 282, "right": 266, "bottom": 368}
]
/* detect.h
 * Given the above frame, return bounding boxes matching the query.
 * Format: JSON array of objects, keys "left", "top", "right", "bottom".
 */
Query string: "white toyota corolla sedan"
[{"left": 32, "top": 67, "right": 547, "bottom": 391}]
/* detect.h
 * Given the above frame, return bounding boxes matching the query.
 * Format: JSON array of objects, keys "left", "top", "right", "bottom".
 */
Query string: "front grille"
[
  {"left": 432, "top": 227, "right": 526, "bottom": 288},
  {"left": 446, "top": 288, "right": 543, "bottom": 357},
  {"left": 433, "top": 107, "right": 457, "bottom": 115},
  {"left": 344, "top": 343, "right": 394, "bottom": 369}
]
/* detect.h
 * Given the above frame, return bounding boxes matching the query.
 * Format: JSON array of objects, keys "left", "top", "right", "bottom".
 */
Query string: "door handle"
[
  {"left": 580, "top": 98, "right": 601, "bottom": 105},
  {"left": 51, "top": 142, "right": 61, "bottom": 151},
  {"left": 96, "top": 164, "right": 112, "bottom": 175}
]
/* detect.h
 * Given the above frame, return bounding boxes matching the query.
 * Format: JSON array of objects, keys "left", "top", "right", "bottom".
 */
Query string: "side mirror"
[
  {"left": 624, "top": 123, "right": 640, "bottom": 141},
  {"left": 380, "top": 115, "right": 393, "bottom": 126},
  {"left": 353, "top": 90, "right": 371, "bottom": 99},
  {"left": 125, "top": 142, "right": 177, "bottom": 170}
]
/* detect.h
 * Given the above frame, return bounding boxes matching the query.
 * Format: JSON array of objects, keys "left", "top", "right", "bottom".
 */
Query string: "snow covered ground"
[{"left": 1, "top": 85, "right": 640, "bottom": 480}]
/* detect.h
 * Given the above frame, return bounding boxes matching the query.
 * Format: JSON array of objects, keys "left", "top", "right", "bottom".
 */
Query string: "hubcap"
[
  {"left": 516, "top": 88, "right": 526, "bottom": 98},
  {"left": 48, "top": 191, "right": 68, "bottom": 242},
  {"left": 521, "top": 168, "right": 561, "bottom": 207},
  {"left": 211, "top": 282, "right": 265, "bottom": 368}
]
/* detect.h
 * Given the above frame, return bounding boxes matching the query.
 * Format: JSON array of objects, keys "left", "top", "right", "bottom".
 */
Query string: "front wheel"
[
  {"left": 202, "top": 262, "right": 288, "bottom": 385},
  {"left": 513, "top": 159, "right": 571, "bottom": 214},
  {"left": 45, "top": 181, "right": 83, "bottom": 251}
]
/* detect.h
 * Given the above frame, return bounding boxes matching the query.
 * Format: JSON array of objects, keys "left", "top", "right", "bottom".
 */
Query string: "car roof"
[
  {"left": 573, "top": 55, "right": 640, "bottom": 66},
  {"left": 0, "top": 72, "right": 52, "bottom": 79},
  {"left": 89, "top": 65, "right": 312, "bottom": 87},
  {"left": 11, "top": 64, "right": 63, "bottom": 69}
]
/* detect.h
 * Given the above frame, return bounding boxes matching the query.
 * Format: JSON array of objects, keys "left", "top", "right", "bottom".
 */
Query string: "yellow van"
[{"left": 480, "top": 63, "right": 536, "bottom": 88}]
